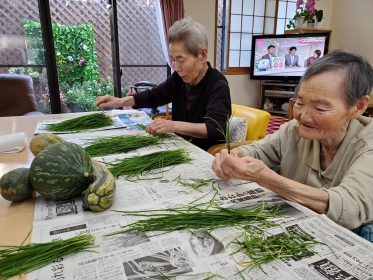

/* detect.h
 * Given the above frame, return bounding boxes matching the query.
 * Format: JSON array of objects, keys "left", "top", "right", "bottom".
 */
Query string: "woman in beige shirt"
[{"left": 212, "top": 50, "right": 373, "bottom": 230}]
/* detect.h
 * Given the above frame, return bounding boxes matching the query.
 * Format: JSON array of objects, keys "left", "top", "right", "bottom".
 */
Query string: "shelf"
[{"left": 284, "top": 27, "right": 331, "bottom": 34}]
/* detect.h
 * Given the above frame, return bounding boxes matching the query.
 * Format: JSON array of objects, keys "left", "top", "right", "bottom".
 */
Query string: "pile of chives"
[
  {"left": 0, "top": 234, "right": 96, "bottom": 279},
  {"left": 48, "top": 113, "right": 114, "bottom": 132},
  {"left": 106, "top": 148, "right": 192, "bottom": 180},
  {"left": 84, "top": 135, "right": 163, "bottom": 157},
  {"left": 231, "top": 229, "right": 330, "bottom": 274},
  {"left": 110, "top": 203, "right": 284, "bottom": 236}
]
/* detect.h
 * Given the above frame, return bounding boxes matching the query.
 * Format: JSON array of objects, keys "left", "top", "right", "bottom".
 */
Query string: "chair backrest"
[
  {"left": 0, "top": 74, "right": 39, "bottom": 117},
  {"left": 232, "top": 104, "right": 271, "bottom": 141}
]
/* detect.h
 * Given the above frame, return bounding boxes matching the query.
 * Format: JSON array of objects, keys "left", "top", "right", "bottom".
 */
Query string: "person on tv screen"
[
  {"left": 261, "top": 45, "right": 276, "bottom": 60},
  {"left": 285, "top": 46, "right": 301, "bottom": 68},
  {"left": 211, "top": 50, "right": 373, "bottom": 234},
  {"left": 306, "top": 50, "right": 321, "bottom": 67},
  {"left": 94, "top": 17, "right": 231, "bottom": 151}
]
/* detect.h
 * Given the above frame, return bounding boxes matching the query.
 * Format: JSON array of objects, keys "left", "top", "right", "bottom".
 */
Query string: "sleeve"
[
  {"left": 132, "top": 75, "right": 174, "bottom": 109},
  {"left": 325, "top": 150, "right": 373, "bottom": 229},
  {"left": 203, "top": 80, "right": 232, "bottom": 140},
  {"left": 235, "top": 121, "right": 295, "bottom": 168}
]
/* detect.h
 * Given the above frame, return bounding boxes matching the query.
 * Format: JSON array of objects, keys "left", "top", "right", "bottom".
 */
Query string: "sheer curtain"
[{"left": 155, "top": 0, "right": 184, "bottom": 69}]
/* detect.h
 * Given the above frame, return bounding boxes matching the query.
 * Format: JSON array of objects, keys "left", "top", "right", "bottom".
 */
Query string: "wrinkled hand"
[
  {"left": 212, "top": 149, "right": 269, "bottom": 182},
  {"left": 95, "top": 94, "right": 121, "bottom": 108},
  {"left": 146, "top": 119, "right": 176, "bottom": 134}
]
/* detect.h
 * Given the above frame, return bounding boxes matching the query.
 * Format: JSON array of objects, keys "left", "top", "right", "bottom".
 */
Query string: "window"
[
  {"left": 216, "top": 0, "right": 277, "bottom": 74},
  {"left": 276, "top": 0, "right": 297, "bottom": 34}
]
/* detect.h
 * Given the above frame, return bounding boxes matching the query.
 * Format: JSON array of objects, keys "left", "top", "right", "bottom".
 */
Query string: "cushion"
[{"left": 229, "top": 117, "right": 248, "bottom": 142}]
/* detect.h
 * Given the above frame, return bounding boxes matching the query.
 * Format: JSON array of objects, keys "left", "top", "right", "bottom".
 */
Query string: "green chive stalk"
[
  {"left": 106, "top": 148, "right": 192, "bottom": 180},
  {"left": 48, "top": 113, "right": 114, "bottom": 132},
  {"left": 230, "top": 229, "right": 330, "bottom": 274},
  {"left": 0, "top": 233, "right": 96, "bottom": 279},
  {"left": 205, "top": 114, "right": 231, "bottom": 153},
  {"left": 110, "top": 203, "right": 285, "bottom": 236},
  {"left": 173, "top": 175, "right": 215, "bottom": 192},
  {"left": 84, "top": 135, "right": 164, "bottom": 157}
]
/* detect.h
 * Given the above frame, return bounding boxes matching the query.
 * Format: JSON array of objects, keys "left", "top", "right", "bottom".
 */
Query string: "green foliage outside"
[
  {"left": 22, "top": 19, "right": 100, "bottom": 85},
  {"left": 19, "top": 20, "right": 114, "bottom": 112}
]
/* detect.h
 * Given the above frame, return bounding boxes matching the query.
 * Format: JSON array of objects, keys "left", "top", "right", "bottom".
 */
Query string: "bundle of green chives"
[
  {"left": 48, "top": 113, "right": 114, "bottom": 132},
  {"left": 110, "top": 203, "right": 285, "bottom": 236},
  {"left": 205, "top": 114, "right": 231, "bottom": 153},
  {"left": 0, "top": 233, "right": 96, "bottom": 279},
  {"left": 106, "top": 148, "right": 192, "bottom": 180},
  {"left": 84, "top": 135, "right": 164, "bottom": 157},
  {"left": 231, "top": 229, "right": 329, "bottom": 274}
]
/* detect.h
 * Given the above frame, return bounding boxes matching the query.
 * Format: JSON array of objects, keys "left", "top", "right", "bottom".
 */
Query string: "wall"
[{"left": 183, "top": 0, "right": 261, "bottom": 108}]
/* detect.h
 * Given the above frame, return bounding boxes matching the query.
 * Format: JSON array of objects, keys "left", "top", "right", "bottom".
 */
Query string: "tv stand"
[{"left": 260, "top": 80, "right": 298, "bottom": 116}]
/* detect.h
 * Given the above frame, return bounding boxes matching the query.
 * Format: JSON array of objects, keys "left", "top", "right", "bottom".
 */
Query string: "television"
[{"left": 250, "top": 33, "right": 330, "bottom": 82}]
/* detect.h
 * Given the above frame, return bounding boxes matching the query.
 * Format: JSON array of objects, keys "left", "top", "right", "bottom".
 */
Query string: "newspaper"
[
  {"left": 28, "top": 129, "right": 373, "bottom": 280},
  {"left": 34, "top": 110, "right": 153, "bottom": 134}
]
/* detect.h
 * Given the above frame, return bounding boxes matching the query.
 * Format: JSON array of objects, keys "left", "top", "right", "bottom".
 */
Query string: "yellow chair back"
[{"left": 232, "top": 104, "right": 271, "bottom": 141}]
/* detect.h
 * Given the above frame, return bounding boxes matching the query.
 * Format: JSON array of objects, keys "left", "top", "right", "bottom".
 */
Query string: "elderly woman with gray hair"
[
  {"left": 212, "top": 50, "right": 373, "bottom": 235},
  {"left": 95, "top": 17, "right": 231, "bottom": 151}
]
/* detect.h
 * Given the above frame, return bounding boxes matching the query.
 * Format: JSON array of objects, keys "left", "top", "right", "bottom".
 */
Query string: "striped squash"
[{"left": 29, "top": 142, "right": 94, "bottom": 200}]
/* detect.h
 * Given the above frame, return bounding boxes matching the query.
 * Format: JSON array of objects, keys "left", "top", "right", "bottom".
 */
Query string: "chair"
[
  {"left": 207, "top": 104, "right": 271, "bottom": 155},
  {"left": 0, "top": 74, "right": 43, "bottom": 117}
]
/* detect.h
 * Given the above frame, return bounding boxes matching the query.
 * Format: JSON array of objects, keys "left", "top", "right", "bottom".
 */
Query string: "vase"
[
  {"left": 296, "top": 17, "right": 308, "bottom": 28},
  {"left": 314, "top": 19, "right": 323, "bottom": 29}
]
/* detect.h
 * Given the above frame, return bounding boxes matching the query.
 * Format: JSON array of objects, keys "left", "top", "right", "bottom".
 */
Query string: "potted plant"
[{"left": 287, "top": 0, "right": 323, "bottom": 29}]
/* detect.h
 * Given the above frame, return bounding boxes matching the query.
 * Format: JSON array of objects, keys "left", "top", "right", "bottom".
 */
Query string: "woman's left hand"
[
  {"left": 212, "top": 149, "right": 270, "bottom": 182},
  {"left": 146, "top": 119, "right": 176, "bottom": 134}
]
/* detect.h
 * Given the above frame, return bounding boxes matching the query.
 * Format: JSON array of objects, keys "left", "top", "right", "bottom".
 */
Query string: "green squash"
[
  {"left": 0, "top": 168, "right": 34, "bottom": 202},
  {"left": 83, "top": 160, "right": 116, "bottom": 212},
  {"left": 29, "top": 142, "right": 94, "bottom": 200},
  {"left": 30, "top": 133, "right": 66, "bottom": 156}
]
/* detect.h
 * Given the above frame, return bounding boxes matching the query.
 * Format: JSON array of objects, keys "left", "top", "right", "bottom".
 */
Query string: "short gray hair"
[
  {"left": 168, "top": 17, "right": 208, "bottom": 57},
  {"left": 298, "top": 50, "right": 373, "bottom": 107}
]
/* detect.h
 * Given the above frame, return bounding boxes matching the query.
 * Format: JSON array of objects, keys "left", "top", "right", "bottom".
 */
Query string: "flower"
[
  {"left": 82, "top": 44, "right": 88, "bottom": 51},
  {"left": 287, "top": 0, "right": 322, "bottom": 29},
  {"left": 78, "top": 56, "right": 85, "bottom": 66},
  {"left": 67, "top": 56, "right": 74, "bottom": 62}
]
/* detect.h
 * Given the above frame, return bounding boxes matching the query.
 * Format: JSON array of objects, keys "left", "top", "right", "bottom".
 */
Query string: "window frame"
[{"left": 216, "top": 0, "right": 280, "bottom": 75}]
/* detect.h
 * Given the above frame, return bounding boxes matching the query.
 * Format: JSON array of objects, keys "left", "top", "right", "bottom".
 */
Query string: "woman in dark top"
[{"left": 95, "top": 17, "right": 231, "bottom": 151}]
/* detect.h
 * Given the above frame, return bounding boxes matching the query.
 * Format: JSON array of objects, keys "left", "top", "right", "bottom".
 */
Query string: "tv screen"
[{"left": 250, "top": 33, "right": 330, "bottom": 81}]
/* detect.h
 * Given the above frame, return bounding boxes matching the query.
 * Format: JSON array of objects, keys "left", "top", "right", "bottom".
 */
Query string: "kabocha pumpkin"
[
  {"left": 83, "top": 160, "right": 116, "bottom": 212},
  {"left": 0, "top": 168, "right": 34, "bottom": 202},
  {"left": 29, "top": 142, "right": 94, "bottom": 200},
  {"left": 30, "top": 133, "right": 65, "bottom": 156}
]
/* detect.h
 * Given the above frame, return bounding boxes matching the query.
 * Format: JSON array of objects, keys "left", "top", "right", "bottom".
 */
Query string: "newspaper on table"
[
  {"left": 34, "top": 109, "right": 153, "bottom": 134},
  {"left": 28, "top": 128, "right": 373, "bottom": 280}
]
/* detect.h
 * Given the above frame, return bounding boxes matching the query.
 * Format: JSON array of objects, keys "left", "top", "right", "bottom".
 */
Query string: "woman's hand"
[
  {"left": 95, "top": 94, "right": 122, "bottom": 108},
  {"left": 212, "top": 149, "right": 270, "bottom": 182},
  {"left": 146, "top": 119, "right": 176, "bottom": 134}
]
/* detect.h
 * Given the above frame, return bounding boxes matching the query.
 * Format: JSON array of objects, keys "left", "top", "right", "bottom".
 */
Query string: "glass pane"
[
  {"left": 253, "top": 16, "right": 264, "bottom": 33},
  {"left": 254, "top": 0, "right": 265, "bottom": 16},
  {"left": 264, "top": 17, "right": 275, "bottom": 34},
  {"left": 278, "top": 1, "right": 287, "bottom": 18},
  {"left": 229, "top": 50, "right": 240, "bottom": 67},
  {"left": 240, "top": 50, "right": 251, "bottom": 67},
  {"left": 231, "top": 0, "right": 243, "bottom": 14},
  {"left": 287, "top": 2, "right": 297, "bottom": 18},
  {"left": 243, "top": 0, "right": 254, "bottom": 15},
  {"left": 276, "top": 18, "right": 286, "bottom": 34},
  {"left": 0, "top": 1, "right": 52, "bottom": 114},
  {"left": 121, "top": 67, "right": 167, "bottom": 94},
  {"left": 242, "top": 15, "right": 253, "bottom": 33},
  {"left": 265, "top": 0, "right": 276, "bottom": 17},
  {"left": 216, "top": 0, "right": 229, "bottom": 72},
  {"left": 230, "top": 15, "right": 242, "bottom": 32},
  {"left": 48, "top": 0, "right": 113, "bottom": 113},
  {"left": 230, "top": 33, "right": 241, "bottom": 50},
  {"left": 241, "top": 33, "right": 252, "bottom": 51}
]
